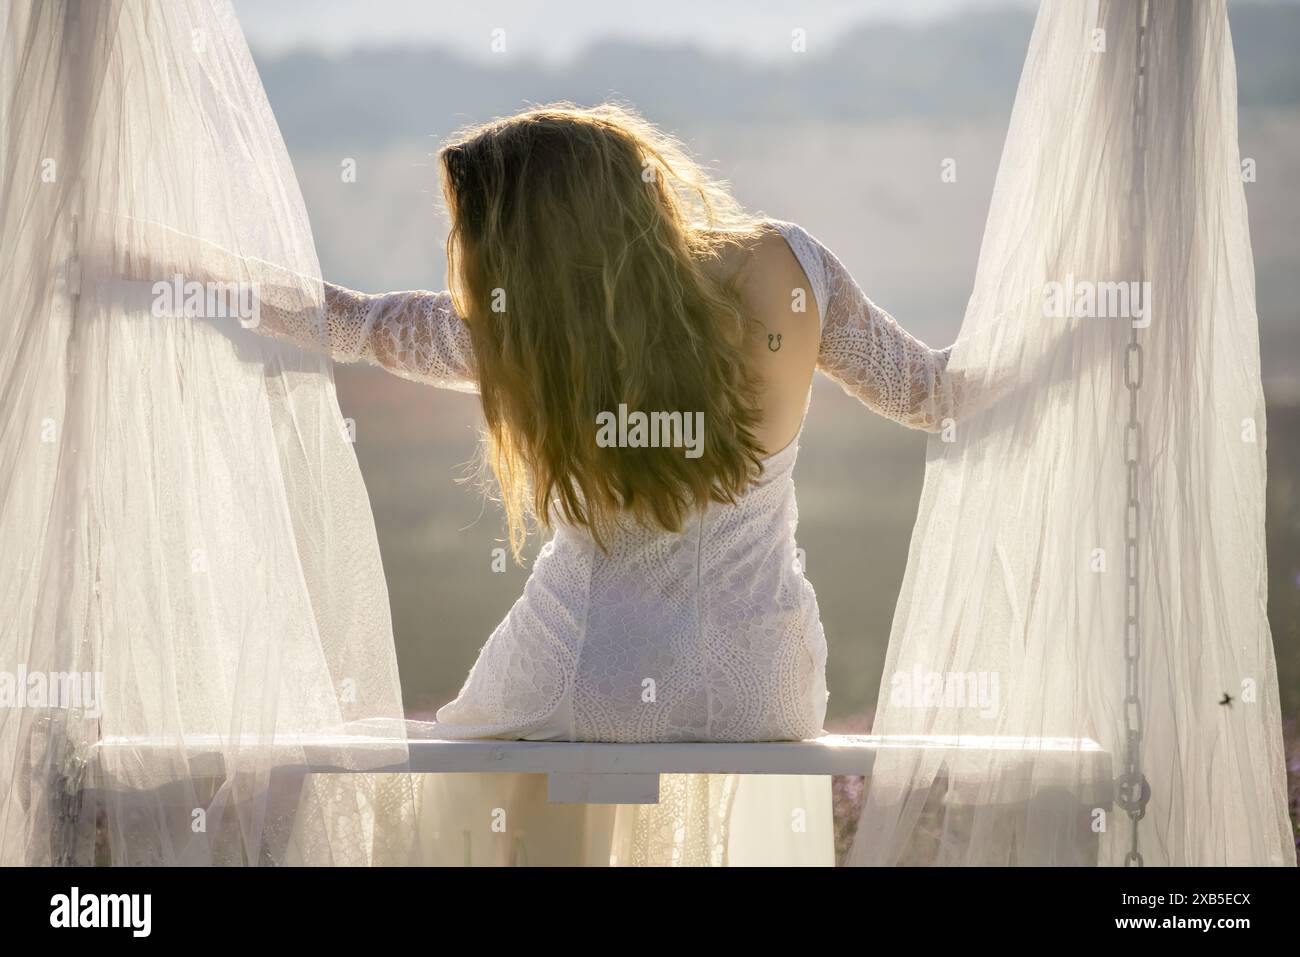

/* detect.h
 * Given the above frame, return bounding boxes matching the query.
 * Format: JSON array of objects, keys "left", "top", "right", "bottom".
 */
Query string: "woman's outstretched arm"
[
  {"left": 313, "top": 284, "right": 478, "bottom": 393},
  {"left": 248, "top": 281, "right": 478, "bottom": 393},
  {"left": 776, "top": 221, "right": 957, "bottom": 432},
  {"left": 118, "top": 226, "right": 478, "bottom": 393}
]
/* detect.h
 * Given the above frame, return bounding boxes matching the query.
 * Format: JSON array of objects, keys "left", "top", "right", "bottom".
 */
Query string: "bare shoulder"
[
  {"left": 728, "top": 224, "right": 820, "bottom": 341},
  {"left": 698, "top": 222, "right": 820, "bottom": 454}
]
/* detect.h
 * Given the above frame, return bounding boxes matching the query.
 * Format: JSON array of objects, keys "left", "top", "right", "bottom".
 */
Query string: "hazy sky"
[{"left": 232, "top": 0, "right": 1038, "bottom": 61}]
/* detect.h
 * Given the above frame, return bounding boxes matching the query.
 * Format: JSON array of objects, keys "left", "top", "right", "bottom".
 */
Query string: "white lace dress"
[{"left": 315, "top": 220, "right": 954, "bottom": 744}]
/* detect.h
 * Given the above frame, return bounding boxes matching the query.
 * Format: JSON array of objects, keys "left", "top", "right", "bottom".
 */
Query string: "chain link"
[{"left": 1116, "top": 0, "right": 1152, "bottom": 867}]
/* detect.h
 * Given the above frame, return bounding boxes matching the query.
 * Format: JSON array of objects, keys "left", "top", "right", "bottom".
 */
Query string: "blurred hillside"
[{"left": 254, "top": 4, "right": 1300, "bottom": 148}]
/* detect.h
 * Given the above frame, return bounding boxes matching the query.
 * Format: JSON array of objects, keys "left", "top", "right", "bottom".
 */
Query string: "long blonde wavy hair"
[{"left": 440, "top": 103, "right": 766, "bottom": 560}]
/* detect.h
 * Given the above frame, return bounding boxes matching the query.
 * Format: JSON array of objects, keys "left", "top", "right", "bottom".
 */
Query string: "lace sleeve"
[
  {"left": 320, "top": 284, "right": 477, "bottom": 393},
  {"left": 773, "top": 221, "right": 956, "bottom": 432},
  {"left": 116, "top": 227, "right": 478, "bottom": 392}
]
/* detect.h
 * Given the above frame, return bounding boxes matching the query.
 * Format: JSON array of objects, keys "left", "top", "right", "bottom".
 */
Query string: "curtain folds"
[
  {"left": 851, "top": 0, "right": 1294, "bottom": 866},
  {"left": 0, "top": 0, "right": 414, "bottom": 865}
]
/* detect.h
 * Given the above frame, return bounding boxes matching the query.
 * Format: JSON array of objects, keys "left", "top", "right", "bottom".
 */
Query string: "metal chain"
[{"left": 1115, "top": 0, "right": 1153, "bottom": 867}]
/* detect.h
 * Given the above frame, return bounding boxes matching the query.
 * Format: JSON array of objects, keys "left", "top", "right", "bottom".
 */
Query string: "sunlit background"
[{"left": 233, "top": 1, "right": 1300, "bottom": 780}]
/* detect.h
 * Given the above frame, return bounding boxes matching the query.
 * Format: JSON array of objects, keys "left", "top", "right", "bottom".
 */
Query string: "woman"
[{"left": 271, "top": 102, "right": 957, "bottom": 745}]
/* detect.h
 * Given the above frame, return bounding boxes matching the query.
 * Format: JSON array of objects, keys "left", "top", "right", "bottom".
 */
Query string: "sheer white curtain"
[
  {"left": 852, "top": 0, "right": 1294, "bottom": 866},
  {"left": 0, "top": 0, "right": 417, "bottom": 865}
]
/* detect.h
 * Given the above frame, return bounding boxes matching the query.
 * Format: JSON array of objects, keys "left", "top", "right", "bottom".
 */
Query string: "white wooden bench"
[
  {"left": 82, "top": 731, "right": 1112, "bottom": 805},
  {"left": 31, "top": 723, "right": 1111, "bottom": 863}
]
